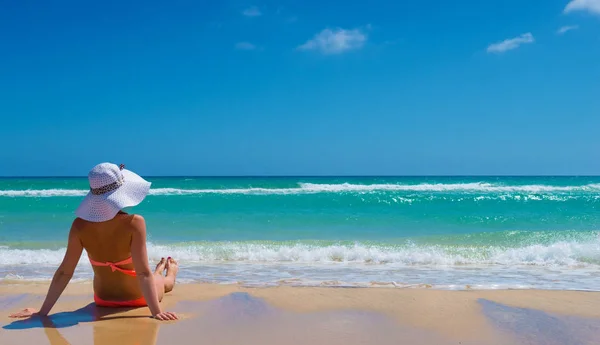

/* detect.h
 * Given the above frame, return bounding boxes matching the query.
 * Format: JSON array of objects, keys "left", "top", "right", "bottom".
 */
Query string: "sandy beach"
[{"left": 1, "top": 283, "right": 600, "bottom": 345}]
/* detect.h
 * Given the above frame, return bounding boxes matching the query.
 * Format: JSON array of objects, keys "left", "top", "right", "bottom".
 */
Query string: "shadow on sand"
[
  {"left": 3, "top": 302, "right": 149, "bottom": 330},
  {"left": 479, "top": 299, "right": 600, "bottom": 345},
  {"left": 2, "top": 296, "right": 160, "bottom": 345}
]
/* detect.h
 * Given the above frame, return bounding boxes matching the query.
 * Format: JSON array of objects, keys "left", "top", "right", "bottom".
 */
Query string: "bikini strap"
[{"left": 89, "top": 257, "right": 136, "bottom": 277}]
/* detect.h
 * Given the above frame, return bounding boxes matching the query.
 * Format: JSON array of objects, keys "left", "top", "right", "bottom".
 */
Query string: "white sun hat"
[{"left": 75, "top": 163, "right": 151, "bottom": 222}]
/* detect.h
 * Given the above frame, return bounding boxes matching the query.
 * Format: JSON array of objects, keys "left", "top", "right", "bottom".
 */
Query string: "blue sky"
[{"left": 1, "top": 0, "right": 599, "bottom": 176}]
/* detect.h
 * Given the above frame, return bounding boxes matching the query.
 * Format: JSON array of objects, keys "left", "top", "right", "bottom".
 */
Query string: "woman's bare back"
[{"left": 75, "top": 212, "right": 144, "bottom": 301}]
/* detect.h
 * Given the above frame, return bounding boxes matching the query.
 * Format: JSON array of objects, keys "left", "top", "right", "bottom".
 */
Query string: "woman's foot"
[
  {"left": 164, "top": 257, "right": 178, "bottom": 293},
  {"left": 154, "top": 257, "right": 167, "bottom": 276}
]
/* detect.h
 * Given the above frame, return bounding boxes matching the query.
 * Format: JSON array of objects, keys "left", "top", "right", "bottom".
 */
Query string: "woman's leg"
[
  {"left": 153, "top": 258, "right": 167, "bottom": 302},
  {"left": 164, "top": 258, "right": 178, "bottom": 293},
  {"left": 153, "top": 257, "right": 179, "bottom": 297}
]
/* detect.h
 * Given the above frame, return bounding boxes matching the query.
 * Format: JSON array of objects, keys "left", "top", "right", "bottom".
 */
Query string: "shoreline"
[
  {"left": 2, "top": 279, "right": 600, "bottom": 292},
  {"left": 2, "top": 283, "right": 600, "bottom": 345}
]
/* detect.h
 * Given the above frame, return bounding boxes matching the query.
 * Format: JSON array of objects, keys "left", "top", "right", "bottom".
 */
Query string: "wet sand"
[{"left": 1, "top": 283, "right": 600, "bottom": 345}]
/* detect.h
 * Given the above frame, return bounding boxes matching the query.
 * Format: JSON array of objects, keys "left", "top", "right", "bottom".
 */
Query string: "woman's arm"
[
  {"left": 39, "top": 221, "right": 84, "bottom": 316},
  {"left": 130, "top": 215, "right": 177, "bottom": 321},
  {"left": 10, "top": 221, "right": 83, "bottom": 318}
]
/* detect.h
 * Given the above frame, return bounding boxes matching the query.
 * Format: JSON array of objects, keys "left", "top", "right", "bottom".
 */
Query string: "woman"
[{"left": 9, "top": 163, "right": 179, "bottom": 321}]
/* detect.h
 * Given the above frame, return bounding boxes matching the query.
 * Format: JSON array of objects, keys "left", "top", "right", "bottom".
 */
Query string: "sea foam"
[
  {"left": 1, "top": 240, "right": 598, "bottom": 267},
  {"left": 2, "top": 240, "right": 599, "bottom": 289},
  {"left": 2, "top": 182, "right": 600, "bottom": 197}
]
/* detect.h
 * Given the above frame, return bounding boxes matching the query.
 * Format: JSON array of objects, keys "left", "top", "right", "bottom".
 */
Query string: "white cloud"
[
  {"left": 242, "top": 6, "right": 262, "bottom": 17},
  {"left": 235, "top": 42, "right": 257, "bottom": 50},
  {"left": 297, "top": 27, "right": 367, "bottom": 55},
  {"left": 486, "top": 33, "right": 534, "bottom": 54},
  {"left": 557, "top": 25, "right": 579, "bottom": 34},
  {"left": 564, "top": 0, "right": 600, "bottom": 15}
]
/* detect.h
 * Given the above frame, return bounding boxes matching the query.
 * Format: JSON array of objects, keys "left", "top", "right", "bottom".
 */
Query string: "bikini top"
[{"left": 89, "top": 257, "right": 137, "bottom": 277}]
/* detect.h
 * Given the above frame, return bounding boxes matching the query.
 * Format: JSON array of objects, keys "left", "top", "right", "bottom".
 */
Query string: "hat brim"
[{"left": 75, "top": 169, "right": 151, "bottom": 222}]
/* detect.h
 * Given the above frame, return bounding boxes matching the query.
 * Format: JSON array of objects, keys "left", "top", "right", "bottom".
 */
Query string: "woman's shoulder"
[
  {"left": 128, "top": 213, "right": 145, "bottom": 223},
  {"left": 71, "top": 217, "right": 86, "bottom": 231},
  {"left": 124, "top": 213, "right": 146, "bottom": 231}
]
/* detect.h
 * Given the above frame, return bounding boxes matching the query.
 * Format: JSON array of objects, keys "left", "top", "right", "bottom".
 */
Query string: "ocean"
[{"left": 1, "top": 176, "right": 599, "bottom": 290}]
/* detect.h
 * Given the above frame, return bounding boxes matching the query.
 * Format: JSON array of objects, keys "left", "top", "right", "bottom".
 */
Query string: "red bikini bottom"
[{"left": 94, "top": 294, "right": 147, "bottom": 308}]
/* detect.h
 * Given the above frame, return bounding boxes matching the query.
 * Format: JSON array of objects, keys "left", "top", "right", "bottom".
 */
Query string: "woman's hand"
[
  {"left": 153, "top": 311, "right": 178, "bottom": 321},
  {"left": 9, "top": 308, "right": 39, "bottom": 318}
]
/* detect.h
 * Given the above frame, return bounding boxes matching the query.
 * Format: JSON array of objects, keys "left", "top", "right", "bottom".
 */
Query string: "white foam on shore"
[
  {"left": 1, "top": 240, "right": 598, "bottom": 267},
  {"left": 1, "top": 240, "right": 599, "bottom": 290}
]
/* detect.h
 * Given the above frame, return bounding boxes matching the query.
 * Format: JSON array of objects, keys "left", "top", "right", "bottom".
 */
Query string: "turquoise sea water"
[{"left": 1, "top": 176, "right": 600, "bottom": 289}]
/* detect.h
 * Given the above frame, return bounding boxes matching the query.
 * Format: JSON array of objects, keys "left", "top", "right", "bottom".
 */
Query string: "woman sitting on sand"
[{"left": 9, "top": 163, "right": 179, "bottom": 321}]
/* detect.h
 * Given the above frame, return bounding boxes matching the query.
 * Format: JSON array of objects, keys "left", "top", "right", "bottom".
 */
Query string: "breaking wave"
[
  {"left": 2, "top": 182, "right": 600, "bottom": 197},
  {"left": 1, "top": 238, "right": 598, "bottom": 267}
]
